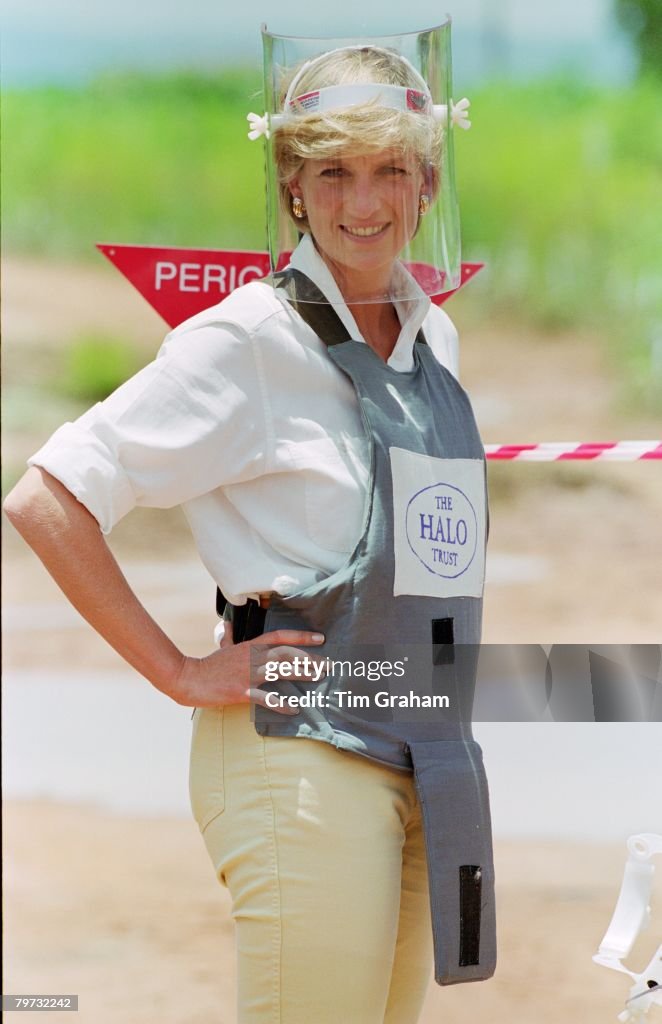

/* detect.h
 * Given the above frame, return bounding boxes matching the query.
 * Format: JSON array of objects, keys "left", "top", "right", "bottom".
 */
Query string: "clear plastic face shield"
[{"left": 249, "top": 21, "right": 469, "bottom": 305}]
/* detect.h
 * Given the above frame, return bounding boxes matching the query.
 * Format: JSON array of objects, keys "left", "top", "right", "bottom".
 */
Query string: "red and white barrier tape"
[{"left": 484, "top": 441, "right": 662, "bottom": 461}]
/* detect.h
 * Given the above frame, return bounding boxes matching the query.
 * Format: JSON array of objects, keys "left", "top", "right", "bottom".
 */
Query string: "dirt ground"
[{"left": 5, "top": 799, "right": 658, "bottom": 1024}]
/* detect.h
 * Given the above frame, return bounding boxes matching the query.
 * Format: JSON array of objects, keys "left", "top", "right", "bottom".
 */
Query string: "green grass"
[
  {"left": 3, "top": 70, "right": 661, "bottom": 407},
  {"left": 456, "top": 75, "right": 662, "bottom": 407},
  {"left": 2, "top": 70, "right": 265, "bottom": 254},
  {"left": 61, "top": 333, "right": 149, "bottom": 402}
]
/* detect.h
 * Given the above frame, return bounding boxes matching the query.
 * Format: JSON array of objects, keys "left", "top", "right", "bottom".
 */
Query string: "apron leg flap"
[{"left": 409, "top": 738, "right": 497, "bottom": 985}]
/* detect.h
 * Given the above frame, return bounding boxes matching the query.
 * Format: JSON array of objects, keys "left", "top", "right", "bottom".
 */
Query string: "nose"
[{"left": 345, "top": 174, "right": 382, "bottom": 221}]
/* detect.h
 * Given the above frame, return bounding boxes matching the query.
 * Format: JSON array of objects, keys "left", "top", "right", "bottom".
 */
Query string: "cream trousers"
[{"left": 189, "top": 703, "right": 433, "bottom": 1024}]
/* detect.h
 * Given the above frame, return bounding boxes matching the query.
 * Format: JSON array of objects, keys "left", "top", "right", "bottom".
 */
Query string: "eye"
[
  {"left": 382, "top": 166, "right": 409, "bottom": 177},
  {"left": 319, "top": 166, "right": 346, "bottom": 178}
]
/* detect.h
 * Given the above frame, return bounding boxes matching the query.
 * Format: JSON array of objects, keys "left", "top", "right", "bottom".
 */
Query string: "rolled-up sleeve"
[{"left": 27, "top": 320, "right": 268, "bottom": 534}]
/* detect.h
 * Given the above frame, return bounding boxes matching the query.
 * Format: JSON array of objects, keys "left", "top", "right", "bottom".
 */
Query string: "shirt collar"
[{"left": 286, "top": 233, "right": 430, "bottom": 371}]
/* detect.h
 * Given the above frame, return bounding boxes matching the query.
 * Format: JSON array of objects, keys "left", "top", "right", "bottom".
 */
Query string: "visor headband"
[
  {"left": 287, "top": 83, "right": 432, "bottom": 116},
  {"left": 247, "top": 43, "right": 471, "bottom": 140}
]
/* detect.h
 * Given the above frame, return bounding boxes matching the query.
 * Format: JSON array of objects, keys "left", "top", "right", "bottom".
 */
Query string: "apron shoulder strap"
[
  {"left": 273, "top": 267, "right": 352, "bottom": 348},
  {"left": 273, "top": 267, "right": 429, "bottom": 348}
]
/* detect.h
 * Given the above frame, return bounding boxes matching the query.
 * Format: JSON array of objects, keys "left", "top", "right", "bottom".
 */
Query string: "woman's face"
[{"left": 289, "top": 148, "right": 425, "bottom": 299}]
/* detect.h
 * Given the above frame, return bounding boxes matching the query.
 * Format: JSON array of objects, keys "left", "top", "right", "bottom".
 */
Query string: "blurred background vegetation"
[{"left": 2, "top": 1, "right": 661, "bottom": 409}]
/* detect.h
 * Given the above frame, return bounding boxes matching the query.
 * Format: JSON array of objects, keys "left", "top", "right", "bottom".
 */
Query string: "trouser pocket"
[
  {"left": 409, "top": 738, "right": 496, "bottom": 985},
  {"left": 189, "top": 707, "right": 225, "bottom": 832}
]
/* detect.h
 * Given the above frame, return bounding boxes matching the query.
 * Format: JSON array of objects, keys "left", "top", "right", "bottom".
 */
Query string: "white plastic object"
[{"left": 594, "top": 834, "right": 662, "bottom": 1022}]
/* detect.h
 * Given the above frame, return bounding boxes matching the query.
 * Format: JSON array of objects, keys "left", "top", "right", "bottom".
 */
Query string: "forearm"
[{"left": 3, "top": 467, "right": 185, "bottom": 696}]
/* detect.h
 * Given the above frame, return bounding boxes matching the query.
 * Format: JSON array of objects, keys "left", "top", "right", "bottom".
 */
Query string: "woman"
[{"left": 4, "top": 25, "right": 494, "bottom": 1023}]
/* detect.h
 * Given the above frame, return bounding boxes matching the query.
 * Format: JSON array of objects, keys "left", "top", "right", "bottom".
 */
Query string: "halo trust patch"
[{"left": 390, "top": 447, "right": 486, "bottom": 599}]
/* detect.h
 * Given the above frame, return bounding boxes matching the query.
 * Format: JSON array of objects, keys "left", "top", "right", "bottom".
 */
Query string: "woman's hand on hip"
[{"left": 170, "top": 629, "right": 326, "bottom": 713}]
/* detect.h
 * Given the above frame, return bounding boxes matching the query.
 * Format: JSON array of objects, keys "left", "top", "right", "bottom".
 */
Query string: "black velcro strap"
[
  {"left": 215, "top": 589, "right": 267, "bottom": 643},
  {"left": 274, "top": 268, "right": 351, "bottom": 347},
  {"left": 432, "top": 617, "right": 455, "bottom": 665},
  {"left": 237, "top": 600, "right": 268, "bottom": 643},
  {"left": 229, "top": 598, "right": 267, "bottom": 644},
  {"left": 459, "top": 865, "right": 482, "bottom": 966}
]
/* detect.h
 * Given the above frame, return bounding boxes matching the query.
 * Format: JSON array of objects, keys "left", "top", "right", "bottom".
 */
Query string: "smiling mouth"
[{"left": 341, "top": 223, "right": 390, "bottom": 238}]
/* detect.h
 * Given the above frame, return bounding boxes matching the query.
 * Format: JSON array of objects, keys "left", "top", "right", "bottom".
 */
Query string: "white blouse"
[{"left": 28, "top": 234, "right": 460, "bottom": 605}]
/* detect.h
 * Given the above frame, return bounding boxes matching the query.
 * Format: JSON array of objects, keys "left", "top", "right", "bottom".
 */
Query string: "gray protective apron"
[{"left": 245, "top": 268, "right": 496, "bottom": 986}]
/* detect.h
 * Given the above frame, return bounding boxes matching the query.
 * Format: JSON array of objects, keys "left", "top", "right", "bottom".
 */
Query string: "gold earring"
[
  {"left": 418, "top": 194, "right": 430, "bottom": 216},
  {"left": 292, "top": 197, "right": 306, "bottom": 219}
]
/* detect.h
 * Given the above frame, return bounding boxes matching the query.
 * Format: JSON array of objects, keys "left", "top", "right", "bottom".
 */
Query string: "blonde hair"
[{"left": 273, "top": 47, "right": 443, "bottom": 229}]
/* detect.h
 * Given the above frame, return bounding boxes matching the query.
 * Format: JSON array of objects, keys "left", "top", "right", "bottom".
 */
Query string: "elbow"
[
  {"left": 3, "top": 467, "right": 48, "bottom": 533},
  {"left": 3, "top": 466, "right": 94, "bottom": 540},
  {"left": 4, "top": 473, "right": 34, "bottom": 522},
  {"left": 4, "top": 467, "right": 103, "bottom": 563}
]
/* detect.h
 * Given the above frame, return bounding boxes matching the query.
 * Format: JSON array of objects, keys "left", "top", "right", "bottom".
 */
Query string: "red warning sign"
[
  {"left": 97, "top": 243, "right": 483, "bottom": 328},
  {"left": 96, "top": 245, "right": 271, "bottom": 327}
]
